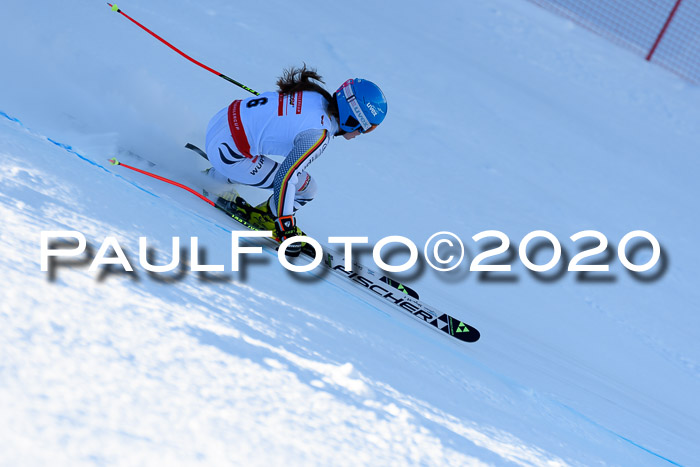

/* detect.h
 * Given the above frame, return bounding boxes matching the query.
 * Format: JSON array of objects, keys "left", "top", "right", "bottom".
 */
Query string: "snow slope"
[{"left": 1, "top": 0, "right": 699, "bottom": 465}]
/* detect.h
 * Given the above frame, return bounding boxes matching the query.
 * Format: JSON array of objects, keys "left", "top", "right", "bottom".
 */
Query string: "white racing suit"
[{"left": 205, "top": 90, "right": 337, "bottom": 219}]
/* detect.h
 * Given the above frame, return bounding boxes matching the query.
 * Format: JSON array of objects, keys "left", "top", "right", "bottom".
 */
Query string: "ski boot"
[
  {"left": 250, "top": 198, "right": 306, "bottom": 236},
  {"left": 248, "top": 198, "right": 277, "bottom": 231},
  {"left": 250, "top": 198, "right": 308, "bottom": 256},
  {"left": 215, "top": 190, "right": 255, "bottom": 220}
]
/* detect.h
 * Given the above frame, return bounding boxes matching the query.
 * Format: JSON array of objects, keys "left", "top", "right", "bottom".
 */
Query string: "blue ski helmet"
[{"left": 335, "top": 78, "right": 387, "bottom": 133}]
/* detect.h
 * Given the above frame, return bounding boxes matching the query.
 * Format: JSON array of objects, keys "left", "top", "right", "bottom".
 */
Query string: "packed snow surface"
[{"left": 1, "top": 0, "right": 699, "bottom": 465}]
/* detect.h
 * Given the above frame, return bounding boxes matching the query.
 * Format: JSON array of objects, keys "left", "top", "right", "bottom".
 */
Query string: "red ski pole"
[
  {"left": 107, "top": 3, "right": 259, "bottom": 95},
  {"left": 108, "top": 158, "right": 215, "bottom": 206},
  {"left": 108, "top": 158, "right": 267, "bottom": 232}
]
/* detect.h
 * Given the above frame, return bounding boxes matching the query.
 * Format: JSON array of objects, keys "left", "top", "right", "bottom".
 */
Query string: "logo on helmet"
[{"left": 366, "top": 102, "right": 379, "bottom": 117}]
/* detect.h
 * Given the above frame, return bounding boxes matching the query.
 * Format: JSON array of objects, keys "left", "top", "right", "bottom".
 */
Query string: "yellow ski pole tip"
[
  {"left": 108, "top": 158, "right": 120, "bottom": 165},
  {"left": 111, "top": 4, "right": 119, "bottom": 11}
]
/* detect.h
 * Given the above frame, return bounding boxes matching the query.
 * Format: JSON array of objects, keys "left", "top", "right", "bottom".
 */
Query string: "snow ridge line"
[{"left": 0, "top": 110, "right": 158, "bottom": 198}]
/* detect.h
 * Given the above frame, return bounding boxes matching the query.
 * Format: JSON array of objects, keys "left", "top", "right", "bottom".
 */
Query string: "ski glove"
[{"left": 275, "top": 215, "right": 303, "bottom": 257}]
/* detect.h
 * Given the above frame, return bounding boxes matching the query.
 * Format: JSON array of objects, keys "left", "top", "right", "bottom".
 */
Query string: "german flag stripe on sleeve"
[{"left": 276, "top": 130, "right": 328, "bottom": 218}]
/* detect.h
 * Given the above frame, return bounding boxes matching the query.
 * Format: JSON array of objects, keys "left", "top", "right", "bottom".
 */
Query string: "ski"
[
  {"left": 211, "top": 187, "right": 480, "bottom": 344},
  {"left": 320, "top": 248, "right": 481, "bottom": 343},
  {"left": 110, "top": 154, "right": 481, "bottom": 343}
]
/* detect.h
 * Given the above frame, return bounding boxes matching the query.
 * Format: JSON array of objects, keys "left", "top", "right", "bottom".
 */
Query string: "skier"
[{"left": 203, "top": 65, "right": 387, "bottom": 256}]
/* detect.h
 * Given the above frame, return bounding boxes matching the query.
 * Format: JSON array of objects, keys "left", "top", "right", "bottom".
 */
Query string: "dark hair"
[{"left": 276, "top": 64, "right": 338, "bottom": 118}]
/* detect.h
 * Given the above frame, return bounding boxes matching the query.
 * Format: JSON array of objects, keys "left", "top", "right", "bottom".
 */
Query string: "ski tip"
[
  {"left": 108, "top": 157, "right": 120, "bottom": 166},
  {"left": 447, "top": 317, "right": 480, "bottom": 342},
  {"left": 456, "top": 323, "right": 481, "bottom": 343}
]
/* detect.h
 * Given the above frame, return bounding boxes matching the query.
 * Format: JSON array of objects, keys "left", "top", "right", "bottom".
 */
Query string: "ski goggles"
[
  {"left": 341, "top": 81, "right": 377, "bottom": 134},
  {"left": 343, "top": 115, "right": 378, "bottom": 134}
]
